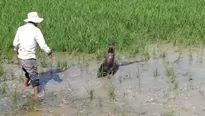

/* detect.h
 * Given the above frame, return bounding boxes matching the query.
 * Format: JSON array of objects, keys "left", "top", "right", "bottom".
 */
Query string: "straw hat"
[{"left": 24, "top": 12, "right": 44, "bottom": 23}]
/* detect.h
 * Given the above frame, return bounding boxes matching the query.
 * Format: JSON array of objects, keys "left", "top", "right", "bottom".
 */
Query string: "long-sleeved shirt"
[{"left": 13, "top": 23, "right": 51, "bottom": 60}]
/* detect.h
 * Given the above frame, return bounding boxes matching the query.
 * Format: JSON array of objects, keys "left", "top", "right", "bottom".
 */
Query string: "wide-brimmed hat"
[{"left": 24, "top": 12, "right": 44, "bottom": 23}]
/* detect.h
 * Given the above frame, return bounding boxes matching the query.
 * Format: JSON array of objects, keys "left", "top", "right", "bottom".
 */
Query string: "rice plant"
[
  {"left": 26, "top": 94, "right": 40, "bottom": 111},
  {"left": 2, "top": 0, "right": 205, "bottom": 61},
  {"left": 0, "top": 83, "right": 7, "bottom": 94},
  {"left": 85, "top": 87, "right": 95, "bottom": 100},
  {"left": 188, "top": 48, "right": 193, "bottom": 61},
  {"left": 165, "top": 62, "right": 176, "bottom": 78},
  {"left": 107, "top": 85, "right": 116, "bottom": 101},
  {"left": 173, "top": 56, "right": 180, "bottom": 64},
  {"left": 188, "top": 72, "right": 194, "bottom": 81},
  {"left": 160, "top": 50, "right": 167, "bottom": 59},
  {"left": 152, "top": 45, "right": 159, "bottom": 59},
  {"left": 161, "top": 111, "right": 177, "bottom": 116},
  {"left": 136, "top": 67, "right": 141, "bottom": 91},
  {"left": 17, "top": 76, "right": 24, "bottom": 83},
  {"left": 199, "top": 83, "right": 205, "bottom": 96},
  {"left": 0, "top": 63, "right": 4, "bottom": 77},
  {"left": 140, "top": 45, "right": 150, "bottom": 62},
  {"left": 153, "top": 68, "right": 160, "bottom": 77},
  {"left": 199, "top": 50, "right": 203, "bottom": 64},
  {"left": 9, "top": 86, "right": 18, "bottom": 111},
  {"left": 36, "top": 49, "right": 49, "bottom": 68},
  {"left": 136, "top": 67, "right": 141, "bottom": 79},
  {"left": 98, "top": 97, "right": 103, "bottom": 107},
  {"left": 96, "top": 49, "right": 105, "bottom": 61},
  {"left": 57, "top": 60, "right": 68, "bottom": 71},
  {"left": 0, "top": 74, "right": 7, "bottom": 82},
  {"left": 10, "top": 69, "right": 15, "bottom": 80},
  {"left": 170, "top": 78, "right": 179, "bottom": 90},
  {"left": 40, "top": 57, "right": 48, "bottom": 68},
  {"left": 130, "top": 45, "right": 140, "bottom": 56}
]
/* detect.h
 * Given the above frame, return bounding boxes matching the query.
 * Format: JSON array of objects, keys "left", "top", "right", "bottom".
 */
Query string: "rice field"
[
  {"left": 1, "top": 0, "right": 205, "bottom": 60},
  {"left": 2, "top": 0, "right": 205, "bottom": 115}
]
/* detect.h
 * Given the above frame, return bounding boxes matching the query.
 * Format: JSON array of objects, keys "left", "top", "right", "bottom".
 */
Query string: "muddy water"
[{"left": 1, "top": 44, "right": 205, "bottom": 116}]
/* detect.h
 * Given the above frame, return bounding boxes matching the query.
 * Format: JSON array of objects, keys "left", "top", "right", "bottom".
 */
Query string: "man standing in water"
[{"left": 13, "top": 11, "right": 53, "bottom": 100}]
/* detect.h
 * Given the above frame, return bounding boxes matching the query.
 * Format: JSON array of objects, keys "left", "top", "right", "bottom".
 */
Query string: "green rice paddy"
[{"left": 1, "top": 0, "right": 205, "bottom": 59}]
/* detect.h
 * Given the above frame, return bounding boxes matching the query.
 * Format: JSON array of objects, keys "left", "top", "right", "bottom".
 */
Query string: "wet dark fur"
[
  {"left": 97, "top": 43, "right": 142, "bottom": 78},
  {"left": 97, "top": 44, "right": 118, "bottom": 77}
]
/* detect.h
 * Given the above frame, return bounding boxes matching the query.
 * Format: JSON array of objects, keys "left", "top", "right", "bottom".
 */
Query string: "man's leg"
[
  {"left": 20, "top": 59, "right": 40, "bottom": 100},
  {"left": 27, "top": 59, "right": 39, "bottom": 100},
  {"left": 22, "top": 67, "right": 30, "bottom": 88}
]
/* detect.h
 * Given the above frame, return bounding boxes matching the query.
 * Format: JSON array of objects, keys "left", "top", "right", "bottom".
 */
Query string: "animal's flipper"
[
  {"left": 97, "top": 64, "right": 103, "bottom": 78},
  {"left": 108, "top": 62, "right": 119, "bottom": 76},
  {"left": 97, "top": 64, "right": 109, "bottom": 78},
  {"left": 97, "top": 62, "right": 118, "bottom": 78}
]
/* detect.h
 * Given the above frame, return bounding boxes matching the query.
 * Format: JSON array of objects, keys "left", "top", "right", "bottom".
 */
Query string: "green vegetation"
[
  {"left": 165, "top": 62, "right": 176, "bottom": 78},
  {"left": 56, "top": 60, "right": 68, "bottom": 71},
  {"left": 1, "top": 0, "right": 205, "bottom": 114},
  {"left": 0, "top": 83, "right": 7, "bottom": 94},
  {"left": 160, "top": 50, "right": 167, "bottom": 59},
  {"left": 140, "top": 44, "right": 150, "bottom": 61},
  {"left": 85, "top": 87, "right": 95, "bottom": 100},
  {"left": 153, "top": 68, "right": 160, "bottom": 77},
  {"left": 188, "top": 48, "right": 193, "bottom": 61},
  {"left": 0, "top": 63, "right": 4, "bottom": 77},
  {"left": 107, "top": 85, "right": 116, "bottom": 101},
  {"left": 161, "top": 111, "right": 177, "bottom": 116},
  {"left": 9, "top": 86, "right": 18, "bottom": 110},
  {"left": 1, "top": 0, "right": 205, "bottom": 60}
]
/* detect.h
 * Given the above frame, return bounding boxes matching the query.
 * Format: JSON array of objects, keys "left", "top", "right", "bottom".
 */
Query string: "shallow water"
[{"left": 1, "top": 44, "right": 205, "bottom": 116}]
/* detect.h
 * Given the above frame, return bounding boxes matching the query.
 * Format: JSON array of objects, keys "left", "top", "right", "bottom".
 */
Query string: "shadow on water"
[
  {"left": 113, "top": 60, "right": 142, "bottom": 75},
  {"left": 117, "top": 60, "right": 142, "bottom": 67},
  {"left": 113, "top": 60, "right": 142, "bottom": 74},
  {"left": 38, "top": 69, "right": 63, "bottom": 93}
]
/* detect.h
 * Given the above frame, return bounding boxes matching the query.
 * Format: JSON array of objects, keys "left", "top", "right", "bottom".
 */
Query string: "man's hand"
[
  {"left": 48, "top": 52, "right": 54, "bottom": 62},
  {"left": 49, "top": 54, "right": 53, "bottom": 61},
  {"left": 12, "top": 45, "right": 19, "bottom": 55}
]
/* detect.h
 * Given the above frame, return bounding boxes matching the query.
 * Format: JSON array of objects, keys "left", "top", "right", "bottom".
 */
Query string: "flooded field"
[{"left": 1, "top": 44, "right": 205, "bottom": 116}]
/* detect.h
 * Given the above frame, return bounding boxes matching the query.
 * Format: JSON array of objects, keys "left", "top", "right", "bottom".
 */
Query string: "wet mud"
[{"left": 1, "top": 44, "right": 205, "bottom": 116}]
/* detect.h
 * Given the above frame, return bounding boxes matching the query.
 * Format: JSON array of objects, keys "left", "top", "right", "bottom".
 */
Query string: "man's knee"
[
  {"left": 21, "top": 59, "right": 39, "bottom": 87},
  {"left": 27, "top": 69, "right": 39, "bottom": 87},
  {"left": 30, "top": 78, "right": 40, "bottom": 87}
]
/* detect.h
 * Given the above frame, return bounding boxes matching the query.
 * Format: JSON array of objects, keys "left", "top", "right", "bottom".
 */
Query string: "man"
[{"left": 13, "top": 11, "right": 53, "bottom": 100}]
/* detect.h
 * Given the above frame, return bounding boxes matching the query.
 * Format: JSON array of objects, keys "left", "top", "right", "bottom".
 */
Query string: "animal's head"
[
  {"left": 107, "top": 42, "right": 115, "bottom": 54},
  {"left": 105, "top": 52, "right": 114, "bottom": 66},
  {"left": 105, "top": 42, "right": 115, "bottom": 65}
]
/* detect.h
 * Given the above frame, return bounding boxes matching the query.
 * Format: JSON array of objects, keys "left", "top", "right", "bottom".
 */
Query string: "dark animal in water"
[
  {"left": 97, "top": 43, "right": 118, "bottom": 77},
  {"left": 97, "top": 44, "right": 142, "bottom": 78}
]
